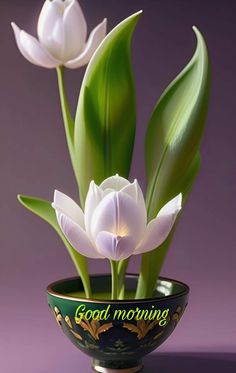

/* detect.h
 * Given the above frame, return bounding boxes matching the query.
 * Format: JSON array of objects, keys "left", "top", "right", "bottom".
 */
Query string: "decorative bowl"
[{"left": 47, "top": 274, "right": 189, "bottom": 372}]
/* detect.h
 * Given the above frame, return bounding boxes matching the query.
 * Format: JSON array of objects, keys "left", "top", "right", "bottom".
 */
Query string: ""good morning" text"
[{"left": 75, "top": 304, "right": 169, "bottom": 326}]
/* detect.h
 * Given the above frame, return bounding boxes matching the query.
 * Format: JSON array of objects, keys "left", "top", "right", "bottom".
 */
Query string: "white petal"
[
  {"left": 158, "top": 193, "right": 182, "bottom": 216},
  {"left": 38, "top": 0, "right": 87, "bottom": 61},
  {"left": 62, "top": 0, "right": 87, "bottom": 60},
  {"left": 103, "top": 188, "right": 114, "bottom": 196},
  {"left": 37, "top": 0, "right": 62, "bottom": 44},
  {"left": 121, "top": 179, "right": 147, "bottom": 224},
  {"left": 84, "top": 181, "right": 103, "bottom": 236},
  {"left": 100, "top": 174, "right": 130, "bottom": 192},
  {"left": 65, "top": 18, "right": 107, "bottom": 69},
  {"left": 91, "top": 191, "right": 146, "bottom": 245},
  {"left": 50, "top": 15, "right": 66, "bottom": 60},
  {"left": 52, "top": 190, "right": 85, "bottom": 229},
  {"left": 96, "top": 231, "right": 136, "bottom": 261},
  {"left": 11, "top": 22, "right": 33, "bottom": 62},
  {"left": 134, "top": 194, "right": 182, "bottom": 255},
  {"left": 11, "top": 22, "right": 60, "bottom": 68},
  {"left": 56, "top": 212, "right": 103, "bottom": 259},
  {"left": 38, "top": 0, "right": 65, "bottom": 61}
]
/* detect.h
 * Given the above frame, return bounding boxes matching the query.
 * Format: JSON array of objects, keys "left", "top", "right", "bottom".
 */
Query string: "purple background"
[{"left": 0, "top": 0, "right": 236, "bottom": 371}]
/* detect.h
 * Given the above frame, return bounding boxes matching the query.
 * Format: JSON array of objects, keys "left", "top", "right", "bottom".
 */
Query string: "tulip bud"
[{"left": 12, "top": 0, "right": 107, "bottom": 69}]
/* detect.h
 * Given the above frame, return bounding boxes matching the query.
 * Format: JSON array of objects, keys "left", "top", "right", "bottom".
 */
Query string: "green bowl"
[{"left": 47, "top": 274, "right": 189, "bottom": 372}]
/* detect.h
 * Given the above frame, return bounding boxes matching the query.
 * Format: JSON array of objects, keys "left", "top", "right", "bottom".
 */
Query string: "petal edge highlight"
[
  {"left": 134, "top": 194, "right": 182, "bottom": 254},
  {"left": 56, "top": 212, "right": 104, "bottom": 259},
  {"left": 65, "top": 18, "right": 107, "bottom": 68},
  {"left": 11, "top": 22, "right": 60, "bottom": 68},
  {"left": 52, "top": 190, "right": 85, "bottom": 229}
]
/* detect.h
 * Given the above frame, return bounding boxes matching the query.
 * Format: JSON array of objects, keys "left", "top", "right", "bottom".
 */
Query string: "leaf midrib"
[{"left": 146, "top": 56, "right": 204, "bottom": 218}]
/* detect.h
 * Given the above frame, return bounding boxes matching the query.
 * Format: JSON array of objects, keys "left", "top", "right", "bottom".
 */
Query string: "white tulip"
[
  {"left": 11, "top": 0, "right": 107, "bottom": 69},
  {"left": 52, "top": 175, "right": 182, "bottom": 261}
]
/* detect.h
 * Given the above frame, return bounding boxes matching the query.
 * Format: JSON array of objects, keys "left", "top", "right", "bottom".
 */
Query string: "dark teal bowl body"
[{"left": 47, "top": 274, "right": 189, "bottom": 372}]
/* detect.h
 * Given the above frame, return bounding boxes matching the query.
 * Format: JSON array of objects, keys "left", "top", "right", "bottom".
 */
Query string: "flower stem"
[
  {"left": 67, "top": 247, "right": 92, "bottom": 299},
  {"left": 110, "top": 260, "right": 118, "bottom": 300},
  {"left": 56, "top": 66, "right": 78, "bottom": 186},
  {"left": 56, "top": 66, "right": 91, "bottom": 298},
  {"left": 117, "top": 258, "right": 129, "bottom": 299}
]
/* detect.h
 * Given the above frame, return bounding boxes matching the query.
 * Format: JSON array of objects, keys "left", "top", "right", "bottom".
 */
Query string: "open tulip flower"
[
  {"left": 52, "top": 175, "right": 182, "bottom": 262},
  {"left": 11, "top": 0, "right": 107, "bottom": 69}
]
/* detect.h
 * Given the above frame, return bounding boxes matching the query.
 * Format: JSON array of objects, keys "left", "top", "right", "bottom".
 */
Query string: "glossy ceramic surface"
[{"left": 47, "top": 274, "right": 189, "bottom": 372}]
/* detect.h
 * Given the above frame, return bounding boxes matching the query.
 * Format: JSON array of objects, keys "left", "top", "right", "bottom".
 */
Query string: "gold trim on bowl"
[{"left": 47, "top": 274, "right": 189, "bottom": 304}]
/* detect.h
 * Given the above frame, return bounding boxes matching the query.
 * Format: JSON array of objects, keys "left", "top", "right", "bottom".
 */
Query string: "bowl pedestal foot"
[{"left": 92, "top": 359, "right": 143, "bottom": 372}]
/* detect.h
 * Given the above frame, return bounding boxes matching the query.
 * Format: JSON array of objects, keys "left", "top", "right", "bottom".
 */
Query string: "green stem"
[
  {"left": 68, "top": 248, "right": 92, "bottom": 298},
  {"left": 135, "top": 202, "right": 175, "bottom": 299},
  {"left": 110, "top": 260, "right": 118, "bottom": 300},
  {"left": 56, "top": 66, "right": 78, "bottom": 185},
  {"left": 135, "top": 253, "right": 150, "bottom": 299},
  {"left": 56, "top": 219, "right": 92, "bottom": 298},
  {"left": 56, "top": 66, "right": 91, "bottom": 298},
  {"left": 136, "top": 200, "right": 186, "bottom": 299},
  {"left": 118, "top": 258, "right": 129, "bottom": 299}
]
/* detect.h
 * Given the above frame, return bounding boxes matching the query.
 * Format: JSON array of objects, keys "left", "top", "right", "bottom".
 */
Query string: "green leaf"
[
  {"left": 145, "top": 26, "right": 209, "bottom": 219},
  {"left": 74, "top": 11, "right": 142, "bottom": 207},
  {"left": 137, "top": 26, "right": 210, "bottom": 299},
  {"left": 17, "top": 194, "right": 91, "bottom": 297},
  {"left": 136, "top": 152, "right": 201, "bottom": 298}
]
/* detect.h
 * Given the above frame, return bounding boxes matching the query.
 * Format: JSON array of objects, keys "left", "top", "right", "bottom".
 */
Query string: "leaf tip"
[
  {"left": 17, "top": 194, "right": 30, "bottom": 207},
  {"left": 191, "top": 25, "right": 209, "bottom": 67},
  {"left": 192, "top": 25, "right": 202, "bottom": 39},
  {"left": 134, "top": 10, "right": 143, "bottom": 20},
  {"left": 17, "top": 194, "right": 24, "bottom": 203},
  {"left": 192, "top": 25, "right": 206, "bottom": 46},
  {"left": 125, "top": 10, "right": 143, "bottom": 23}
]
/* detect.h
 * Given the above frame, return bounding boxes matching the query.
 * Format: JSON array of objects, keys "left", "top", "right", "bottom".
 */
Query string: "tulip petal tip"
[
  {"left": 177, "top": 193, "right": 183, "bottom": 209},
  {"left": 11, "top": 22, "right": 19, "bottom": 32}
]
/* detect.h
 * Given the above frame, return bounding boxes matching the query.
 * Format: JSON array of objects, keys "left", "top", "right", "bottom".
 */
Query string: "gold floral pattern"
[
  {"left": 70, "top": 329, "right": 83, "bottom": 341},
  {"left": 153, "top": 330, "right": 165, "bottom": 340},
  {"left": 51, "top": 304, "right": 185, "bottom": 346},
  {"left": 51, "top": 306, "right": 113, "bottom": 342},
  {"left": 64, "top": 315, "right": 72, "bottom": 328},
  {"left": 172, "top": 306, "right": 183, "bottom": 324},
  {"left": 52, "top": 307, "right": 83, "bottom": 341},
  {"left": 78, "top": 318, "right": 113, "bottom": 341},
  {"left": 123, "top": 316, "right": 170, "bottom": 340},
  {"left": 53, "top": 306, "right": 63, "bottom": 325}
]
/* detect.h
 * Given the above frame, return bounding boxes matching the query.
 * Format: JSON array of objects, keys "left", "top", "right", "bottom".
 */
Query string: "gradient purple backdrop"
[{"left": 0, "top": 0, "right": 235, "bottom": 372}]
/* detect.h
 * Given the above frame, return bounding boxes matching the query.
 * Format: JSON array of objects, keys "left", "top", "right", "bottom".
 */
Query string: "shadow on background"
[{"left": 143, "top": 353, "right": 236, "bottom": 373}]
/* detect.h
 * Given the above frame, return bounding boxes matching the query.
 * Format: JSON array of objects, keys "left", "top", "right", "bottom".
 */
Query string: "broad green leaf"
[
  {"left": 17, "top": 195, "right": 91, "bottom": 297},
  {"left": 136, "top": 27, "right": 209, "bottom": 299},
  {"left": 136, "top": 152, "right": 201, "bottom": 298},
  {"left": 74, "top": 12, "right": 142, "bottom": 207},
  {"left": 145, "top": 26, "right": 209, "bottom": 220}
]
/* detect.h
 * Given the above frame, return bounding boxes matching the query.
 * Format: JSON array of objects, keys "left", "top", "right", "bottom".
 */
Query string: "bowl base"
[{"left": 92, "top": 359, "right": 143, "bottom": 372}]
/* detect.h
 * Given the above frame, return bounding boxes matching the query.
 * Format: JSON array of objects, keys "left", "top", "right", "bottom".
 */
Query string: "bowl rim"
[{"left": 47, "top": 273, "right": 189, "bottom": 304}]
